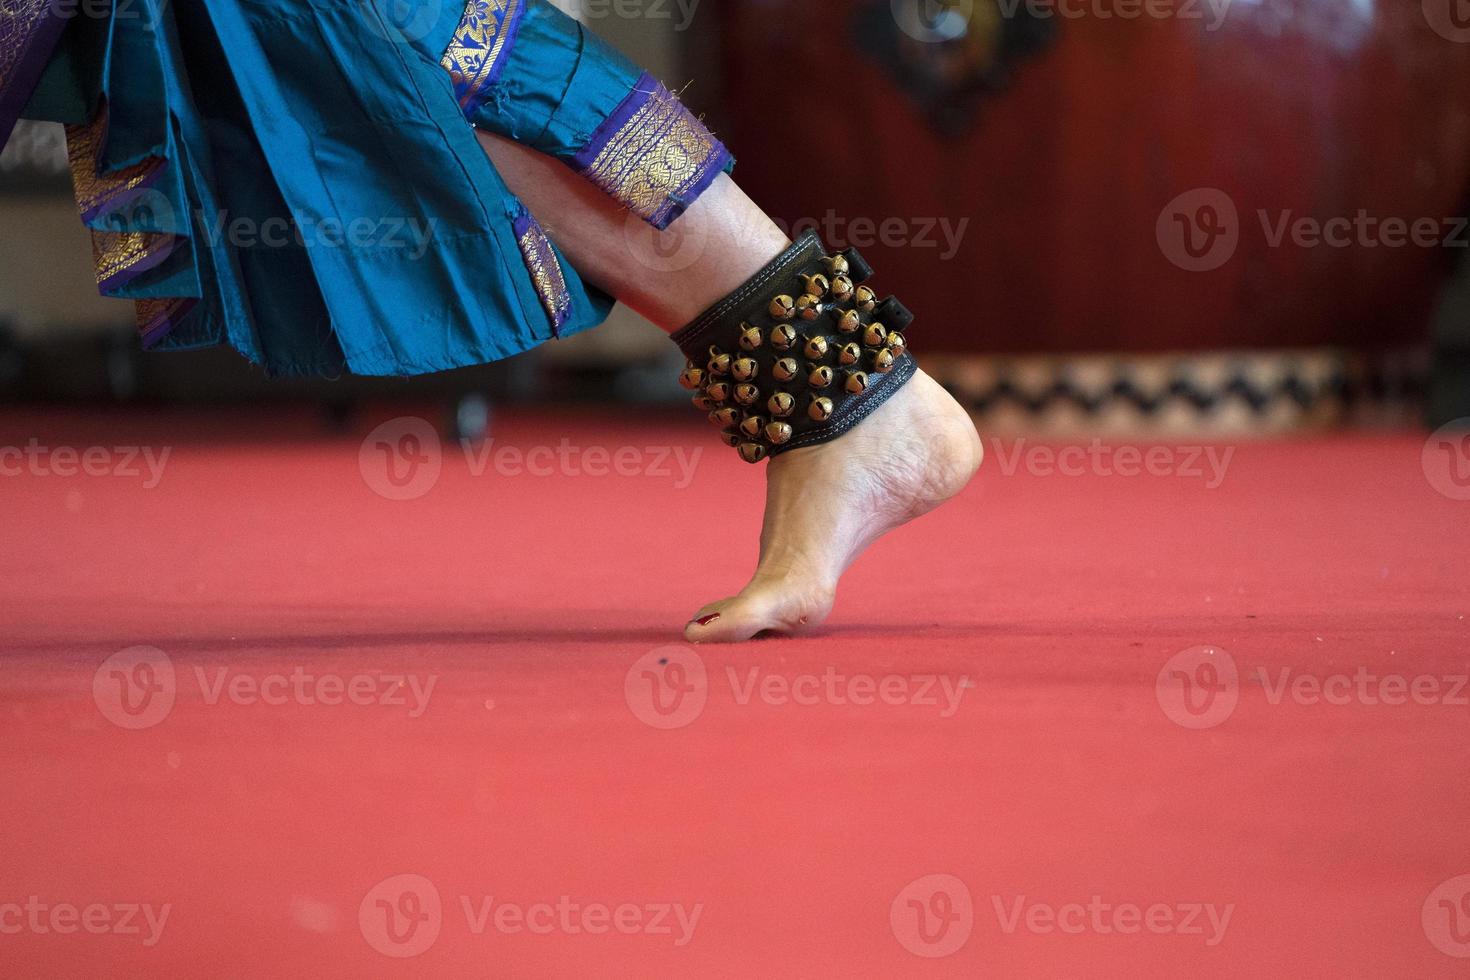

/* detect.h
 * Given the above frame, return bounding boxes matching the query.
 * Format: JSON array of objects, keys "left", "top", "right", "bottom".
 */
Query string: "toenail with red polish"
[{"left": 692, "top": 614, "right": 721, "bottom": 626}]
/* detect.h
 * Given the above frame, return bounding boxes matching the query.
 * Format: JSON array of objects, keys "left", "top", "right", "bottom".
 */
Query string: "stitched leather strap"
[{"left": 671, "top": 231, "right": 916, "bottom": 463}]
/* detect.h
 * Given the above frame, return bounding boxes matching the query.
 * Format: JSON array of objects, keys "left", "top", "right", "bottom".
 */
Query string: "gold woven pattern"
[
  {"left": 0, "top": 0, "right": 52, "bottom": 90},
  {"left": 580, "top": 85, "right": 719, "bottom": 226},
  {"left": 440, "top": 0, "right": 521, "bottom": 109},
  {"left": 516, "top": 220, "right": 571, "bottom": 330},
  {"left": 64, "top": 112, "right": 165, "bottom": 219},
  {"left": 89, "top": 229, "right": 172, "bottom": 288}
]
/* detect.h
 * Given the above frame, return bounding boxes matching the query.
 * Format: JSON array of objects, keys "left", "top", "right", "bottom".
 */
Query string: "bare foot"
[{"left": 684, "top": 369, "right": 982, "bottom": 642}]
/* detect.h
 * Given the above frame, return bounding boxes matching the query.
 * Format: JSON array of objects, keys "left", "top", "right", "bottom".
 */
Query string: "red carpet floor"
[{"left": 1, "top": 407, "right": 1468, "bottom": 977}]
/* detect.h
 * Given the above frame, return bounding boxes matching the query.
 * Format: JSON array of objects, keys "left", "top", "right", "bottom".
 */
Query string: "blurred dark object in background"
[
  {"left": 709, "top": 0, "right": 1470, "bottom": 355},
  {"left": 4, "top": 1, "right": 1469, "bottom": 433}
]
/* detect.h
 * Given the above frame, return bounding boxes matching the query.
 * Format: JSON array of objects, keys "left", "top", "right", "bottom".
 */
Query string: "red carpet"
[{"left": 1, "top": 407, "right": 1468, "bottom": 977}]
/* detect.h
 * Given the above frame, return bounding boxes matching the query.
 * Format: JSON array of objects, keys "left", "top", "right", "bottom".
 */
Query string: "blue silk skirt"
[{"left": 1, "top": 0, "right": 732, "bottom": 376}]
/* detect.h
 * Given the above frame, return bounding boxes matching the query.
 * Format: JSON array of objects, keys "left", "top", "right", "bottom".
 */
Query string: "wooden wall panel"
[{"left": 704, "top": 1, "right": 1470, "bottom": 354}]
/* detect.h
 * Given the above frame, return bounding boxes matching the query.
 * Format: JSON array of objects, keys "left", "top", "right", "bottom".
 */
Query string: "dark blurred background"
[{"left": 3, "top": 0, "right": 1469, "bottom": 435}]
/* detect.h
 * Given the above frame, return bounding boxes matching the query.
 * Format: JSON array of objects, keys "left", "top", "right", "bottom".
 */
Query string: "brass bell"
[
  {"left": 768, "top": 295, "right": 796, "bottom": 320},
  {"left": 678, "top": 366, "right": 704, "bottom": 390},
  {"left": 772, "top": 357, "right": 800, "bottom": 382},
  {"left": 835, "top": 309, "right": 861, "bottom": 334},
  {"left": 808, "top": 396, "right": 834, "bottom": 422},
  {"left": 886, "top": 331, "right": 907, "bottom": 357},
  {"left": 799, "top": 273, "right": 830, "bottom": 297},
  {"left": 764, "top": 421, "right": 793, "bottom": 445},
  {"left": 795, "top": 294, "right": 823, "bottom": 320},
  {"left": 705, "top": 381, "right": 730, "bottom": 402},
  {"left": 767, "top": 391, "right": 796, "bottom": 417},
  {"left": 837, "top": 341, "right": 862, "bottom": 366},
  {"left": 738, "top": 324, "right": 764, "bottom": 351},
  {"left": 707, "top": 351, "right": 732, "bottom": 375},
  {"left": 737, "top": 442, "right": 768, "bottom": 464},
  {"left": 808, "top": 365, "right": 834, "bottom": 388},
  {"left": 739, "top": 414, "right": 767, "bottom": 439},
  {"left": 719, "top": 429, "right": 741, "bottom": 448},
  {"left": 734, "top": 383, "right": 761, "bottom": 406},
  {"left": 732, "top": 357, "right": 758, "bottom": 382},
  {"left": 830, "top": 275, "right": 854, "bottom": 301},
  {"left": 770, "top": 324, "right": 798, "bottom": 350},
  {"left": 692, "top": 394, "right": 716, "bottom": 412},
  {"left": 844, "top": 370, "right": 869, "bottom": 394},
  {"left": 862, "top": 323, "right": 888, "bottom": 347},
  {"left": 803, "top": 335, "right": 829, "bottom": 360},
  {"left": 824, "top": 254, "right": 849, "bottom": 276},
  {"left": 855, "top": 286, "right": 877, "bottom": 312},
  {"left": 871, "top": 348, "right": 896, "bottom": 373},
  {"left": 710, "top": 407, "right": 740, "bottom": 427}
]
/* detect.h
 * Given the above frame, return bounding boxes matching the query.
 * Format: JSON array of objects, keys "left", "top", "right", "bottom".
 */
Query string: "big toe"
[{"left": 683, "top": 586, "right": 832, "bottom": 643}]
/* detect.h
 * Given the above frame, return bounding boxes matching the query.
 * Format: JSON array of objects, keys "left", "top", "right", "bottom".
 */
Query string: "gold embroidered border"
[
  {"left": 516, "top": 219, "right": 571, "bottom": 330},
  {"left": 440, "top": 0, "right": 521, "bottom": 109},
  {"left": 0, "top": 0, "right": 54, "bottom": 91},
  {"left": 579, "top": 85, "right": 720, "bottom": 227},
  {"left": 64, "top": 111, "right": 166, "bottom": 220},
  {"left": 90, "top": 228, "right": 173, "bottom": 289}
]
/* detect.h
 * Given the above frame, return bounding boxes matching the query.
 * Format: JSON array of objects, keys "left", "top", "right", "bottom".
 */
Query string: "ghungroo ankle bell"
[{"left": 670, "top": 230, "right": 917, "bottom": 463}]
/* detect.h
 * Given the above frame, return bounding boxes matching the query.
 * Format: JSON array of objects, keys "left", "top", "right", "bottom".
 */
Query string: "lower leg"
[{"left": 480, "top": 133, "right": 983, "bottom": 642}]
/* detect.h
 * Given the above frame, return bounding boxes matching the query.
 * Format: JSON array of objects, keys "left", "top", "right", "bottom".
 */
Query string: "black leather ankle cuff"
[{"left": 670, "top": 230, "right": 917, "bottom": 463}]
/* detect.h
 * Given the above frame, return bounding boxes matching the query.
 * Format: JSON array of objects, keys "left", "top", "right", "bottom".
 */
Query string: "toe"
[
  {"left": 683, "top": 586, "right": 832, "bottom": 643},
  {"left": 684, "top": 595, "right": 781, "bottom": 643}
]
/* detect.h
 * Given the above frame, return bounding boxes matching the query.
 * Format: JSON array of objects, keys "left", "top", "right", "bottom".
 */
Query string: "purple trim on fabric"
[
  {"left": 510, "top": 206, "right": 533, "bottom": 241},
  {"left": 139, "top": 298, "right": 198, "bottom": 348},
  {"left": 443, "top": 0, "right": 528, "bottom": 116},
  {"left": 512, "top": 207, "right": 572, "bottom": 335},
  {"left": 0, "top": 0, "right": 69, "bottom": 148},
  {"left": 571, "top": 71, "right": 656, "bottom": 172},
  {"left": 96, "top": 236, "right": 180, "bottom": 294},
  {"left": 77, "top": 166, "right": 166, "bottom": 223},
  {"left": 484, "top": 0, "right": 525, "bottom": 89},
  {"left": 651, "top": 137, "right": 731, "bottom": 231}
]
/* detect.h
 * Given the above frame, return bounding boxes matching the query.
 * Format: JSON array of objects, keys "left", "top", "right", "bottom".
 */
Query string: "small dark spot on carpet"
[{"left": 658, "top": 658, "right": 668, "bottom": 665}]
